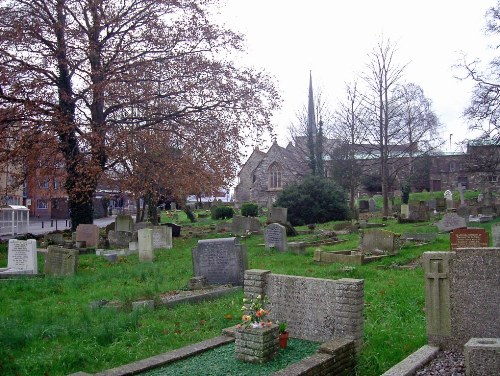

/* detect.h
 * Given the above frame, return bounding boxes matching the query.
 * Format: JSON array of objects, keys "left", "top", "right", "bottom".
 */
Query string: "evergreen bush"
[
  {"left": 275, "top": 175, "right": 349, "bottom": 226},
  {"left": 240, "top": 203, "right": 258, "bottom": 217},
  {"left": 211, "top": 206, "right": 234, "bottom": 220}
]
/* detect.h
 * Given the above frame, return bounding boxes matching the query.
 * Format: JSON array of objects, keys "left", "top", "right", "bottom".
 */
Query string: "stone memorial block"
[
  {"left": 265, "top": 223, "right": 287, "bottom": 252},
  {"left": 436, "top": 213, "right": 467, "bottom": 233},
  {"left": 138, "top": 228, "right": 154, "bottom": 262},
  {"left": 464, "top": 338, "right": 500, "bottom": 376},
  {"left": 191, "top": 237, "right": 247, "bottom": 285},
  {"left": 231, "top": 215, "right": 261, "bottom": 236},
  {"left": 359, "top": 200, "right": 369, "bottom": 213},
  {"left": 76, "top": 224, "right": 100, "bottom": 248},
  {"left": 359, "top": 229, "right": 401, "bottom": 255},
  {"left": 108, "top": 230, "right": 136, "bottom": 248},
  {"left": 115, "top": 215, "right": 134, "bottom": 233},
  {"left": 423, "top": 249, "right": 500, "bottom": 350},
  {"left": 450, "top": 228, "right": 489, "bottom": 250},
  {"left": 493, "top": 223, "right": 500, "bottom": 247},
  {"left": 245, "top": 270, "right": 364, "bottom": 349},
  {"left": 436, "top": 197, "right": 446, "bottom": 212},
  {"left": 368, "top": 198, "right": 376, "bottom": 212},
  {"left": 44, "top": 246, "right": 79, "bottom": 276},
  {"left": 152, "top": 226, "right": 172, "bottom": 249},
  {"left": 400, "top": 204, "right": 409, "bottom": 219},
  {"left": 267, "top": 207, "right": 287, "bottom": 224},
  {"left": 165, "top": 222, "right": 181, "bottom": 237},
  {"left": 0, "top": 239, "right": 38, "bottom": 274}
]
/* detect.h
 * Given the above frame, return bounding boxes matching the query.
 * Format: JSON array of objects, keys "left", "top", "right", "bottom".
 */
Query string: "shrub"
[
  {"left": 240, "top": 203, "right": 258, "bottom": 217},
  {"left": 275, "top": 175, "right": 349, "bottom": 226},
  {"left": 211, "top": 206, "right": 234, "bottom": 220}
]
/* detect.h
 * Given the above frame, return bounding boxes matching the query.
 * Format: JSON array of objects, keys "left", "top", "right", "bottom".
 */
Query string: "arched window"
[{"left": 268, "top": 163, "right": 282, "bottom": 189}]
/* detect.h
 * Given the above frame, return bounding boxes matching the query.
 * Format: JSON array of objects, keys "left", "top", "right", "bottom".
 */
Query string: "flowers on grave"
[{"left": 237, "top": 294, "right": 271, "bottom": 329}]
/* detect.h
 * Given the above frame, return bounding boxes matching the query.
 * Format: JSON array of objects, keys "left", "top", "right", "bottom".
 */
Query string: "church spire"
[{"left": 307, "top": 71, "right": 317, "bottom": 140}]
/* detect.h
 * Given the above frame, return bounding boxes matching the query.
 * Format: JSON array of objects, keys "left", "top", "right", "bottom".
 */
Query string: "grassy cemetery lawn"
[{"left": 0, "top": 208, "right": 498, "bottom": 375}]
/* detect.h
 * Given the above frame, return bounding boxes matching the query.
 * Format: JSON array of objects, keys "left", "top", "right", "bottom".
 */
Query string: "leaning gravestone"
[
  {"left": 152, "top": 226, "right": 172, "bottom": 249},
  {"left": 44, "top": 246, "right": 79, "bottom": 276},
  {"left": 0, "top": 239, "right": 38, "bottom": 275},
  {"left": 450, "top": 228, "right": 489, "bottom": 250},
  {"left": 493, "top": 223, "right": 500, "bottom": 247},
  {"left": 115, "top": 214, "right": 134, "bottom": 233},
  {"left": 76, "top": 224, "right": 100, "bottom": 248},
  {"left": 231, "top": 215, "right": 261, "bottom": 236},
  {"left": 165, "top": 222, "right": 181, "bottom": 237},
  {"left": 267, "top": 207, "right": 287, "bottom": 225},
  {"left": 359, "top": 229, "right": 401, "bottom": 255},
  {"left": 265, "top": 223, "right": 287, "bottom": 252},
  {"left": 436, "top": 213, "right": 467, "bottom": 233},
  {"left": 138, "top": 228, "right": 154, "bottom": 262},
  {"left": 191, "top": 237, "right": 248, "bottom": 285}
]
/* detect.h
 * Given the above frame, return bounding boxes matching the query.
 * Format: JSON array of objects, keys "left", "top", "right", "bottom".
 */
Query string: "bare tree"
[{"left": 0, "top": 0, "right": 279, "bottom": 229}]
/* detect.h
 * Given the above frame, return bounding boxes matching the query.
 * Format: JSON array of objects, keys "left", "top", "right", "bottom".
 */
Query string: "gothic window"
[
  {"left": 449, "top": 162, "right": 456, "bottom": 172},
  {"left": 268, "top": 163, "right": 282, "bottom": 189}
]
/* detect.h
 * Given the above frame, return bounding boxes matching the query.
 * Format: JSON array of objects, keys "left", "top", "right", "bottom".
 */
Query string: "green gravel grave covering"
[{"left": 141, "top": 339, "right": 320, "bottom": 376}]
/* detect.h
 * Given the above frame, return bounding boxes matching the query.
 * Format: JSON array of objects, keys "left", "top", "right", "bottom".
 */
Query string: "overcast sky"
[{"left": 216, "top": 0, "right": 498, "bottom": 155}]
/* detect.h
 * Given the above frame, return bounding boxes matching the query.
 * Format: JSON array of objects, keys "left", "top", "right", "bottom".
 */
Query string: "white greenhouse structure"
[{"left": 0, "top": 205, "right": 30, "bottom": 236}]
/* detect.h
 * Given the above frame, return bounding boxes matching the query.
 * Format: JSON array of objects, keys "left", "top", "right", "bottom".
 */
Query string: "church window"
[{"left": 269, "top": 163, "right": 282, "bottom": 189}]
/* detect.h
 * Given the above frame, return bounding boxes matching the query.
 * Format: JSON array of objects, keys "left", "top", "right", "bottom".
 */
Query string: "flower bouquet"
[{"left": 238, "top": 294, "right": 271, "bottom": 329}]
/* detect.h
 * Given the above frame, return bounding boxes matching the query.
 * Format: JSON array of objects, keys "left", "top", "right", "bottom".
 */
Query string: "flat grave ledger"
[
  {"left": 450, "top": 228, "right": 489, "bottom": 250},
  {"left": 265, "top": 223, "right": 287, "bottom": 252},
  {"left": 192, "top": 237, "right": 248, "bottom": 285},
  {"left": 0, "top": 239, "right": 38, "bottom": 274},
  {"left": 44, "top": 246, "right": 79, "bottom": 276},
  {"left": 75, "top": 224, "right": 100, "bottom": 248}
]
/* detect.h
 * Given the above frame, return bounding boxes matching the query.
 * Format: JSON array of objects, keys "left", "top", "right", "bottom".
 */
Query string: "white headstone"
[
  {"left": 152, "top": 226, "right": 172, "bottom": 250},
  {"left": 138, "top": 228, "right": 154, "bottom": 262},
  {"left": 1, "top": 239, "right": 38, "bottom": 274}
]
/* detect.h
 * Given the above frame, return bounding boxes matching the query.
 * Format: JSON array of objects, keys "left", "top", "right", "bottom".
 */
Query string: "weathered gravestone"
[
  {"left": 265, "top": 223, "right": 287, "bottom": 252},
  {"left": 400, "top": 204, "right": 409, "bottom": 219},
  {"left": 444, "top": 190, "right": 453, "bottom": 210},
  {"left": 450, "top": 228, "right": 489, "bottom": 250},
  {"left": 428, "top": 199, "right": 437, "bottom": 211},
  {"left": 45, "top": 233, "right": 65, "bottom": 245},
  {"left": 0, "top": 239, "right": 38, "bottom": 275},
  {"left": 44, "top": 246, "right": 79, "bottom": 276},
  {"left": 401, "top": 233, "right": 437, "bottom": 242},
  {"left": 359, "top": 200, "right": 369, "bottom": 213},
  {"left": 170, "top": 202, "right": 176, "bottom": 211},
  {"left": 493, "top": 223, "right": 500, "bottom": 247},
  {"left": 138, "top": 228, "right": 154, "bottom": 262},
  {"left": 457, "top": 183, "right": 466, "bottom": 205},
  {"left": 191, "top": 237, "right": 248, "bottom": 285},
  {"left": 231, "top": 215, "right": 261, "bottom": 236},
  {"left": 115, "top": 214, "right": 134, "bottom": 233},
  {"left": 165, "top": 222, "right": 181, "bottom": 237},
  {"left": 436, "top": 213, "right": 467, "bottom": 232},
  {"left": 418, "top": 201, "right": 430, "bottom": 221},
  {"left": 134, "top": 222, "right": 153, "bottom": 231},
  {"left": 267, "top": 207, "right": 287, "bottom": 225},
  {"left": 369, "top": 198, "right": 376, "bottom": 212},
  {"left": 359, "top": 229, "right": 401, "bottom": 255},
  {"left": 244, "top": 269, "right": 364, "bottom": 350},
  {"left": 152, "top": 226, "right": 172, "bottom": 249},
  {"left": 76, "top": 224, "right": 100, "bottom": 248},
  {"left": 456, "top": 205, "right": 470, "bottom": 224},
  {"left": 436, "top": 197, "right": 446, "bottom": 212},
  {"left": 423, "top": 249, "right": 500, "bottom": 350},
  {"left": 108, "top": 230, "right": 136, "bottom": 248}
]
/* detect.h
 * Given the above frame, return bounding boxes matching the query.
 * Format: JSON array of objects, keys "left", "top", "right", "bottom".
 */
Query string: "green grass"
[{"left": 0, "top": 206, "right": 498, "bottom": 376}]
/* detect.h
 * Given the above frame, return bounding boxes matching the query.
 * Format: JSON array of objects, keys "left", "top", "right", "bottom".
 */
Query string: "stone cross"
[{"left": 424, "top": 254, "right": 451, "bottom": 337}]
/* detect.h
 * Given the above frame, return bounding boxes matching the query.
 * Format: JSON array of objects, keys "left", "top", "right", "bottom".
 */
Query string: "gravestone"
[
  {"left": 444, "top": 190, "right": 453, "bottom": 210},
  {"left": 359, "top": 200, "right": 369, "bottom": 213},
  {"left": 108, "top": 230, "right": 136, "bottom": 248},
  {"left": 76, "top": 224, "right": 100, "bottom": 248},
  {"left": 428, "top": 199, "right": 437, "bottom": 211},
  {"left": 393, "top": 190, "right": 402, "bottom": 198},
  {"left": 138, "top": 228, "right": 154, "bottom": 262},
  {"left": 493, "top": 223, "right": 500, "bottom": 247},
  {"left": 359, "top": 229, "right": 401, "bottom": 255},
  {"left": 436, "top": 197, "right": 446, "bottom": 212},
  {"left": 456, "top": 205, "right": 469, "bottom": 224},
  {"left": 265, "top": 223, "right": 287, "bottom": 252},
  {"left": 267, "top": 207, "right": 287, "bottom": 225},
  {"left": 450, "top": 228, "right": 489, "bottom": 250},
  {"left": 418, "top": 201, "right": 430, "bottom": 221},
  {"left": 170, "top": 202, "right": 176, "bottom": 211},
  {"left": 152, "top": 226, "right": 172, "bottom": 249},
  {"left": 44, "top": 246, "right": 79, "bottom": 276},
  {"left": 401, "top": 233, "right": 437, "bottom": 242},
  {"left": 457, "top": 183, "right": 466, "bottom": 205},
  {"left": 165, "top": 222, "right": 181, "bottom": 237},
  {"left": 0, "top": 239, "right": 38, "bottom": 275},
  {"left": 400, "top": 204, "right": 409, "bottom": 219},
  {"left": 191, "top": 237, "right": 248, "bottom": 285},
  {"left": 368, "top": 198, "right": 376, "bottom": 212},
  {"left": 134, "top": 222, "right": 153, "bottom": 231},
  {"left": 436, "top": 213, "right": 467, "bottom": 232},
  {"left": 231, "top": 215, "right": 261, "bottom": 236},
  {"left": 45, "top": 233, "right": 65, "bottom": 245},
  {"left": 115, "top": 215, "right": 134, "bottom": 233}
]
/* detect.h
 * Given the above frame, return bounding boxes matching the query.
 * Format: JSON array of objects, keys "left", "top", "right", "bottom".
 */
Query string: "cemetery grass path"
[{"left": 0, "top": 213, "right": 498, "bottom": 376}]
